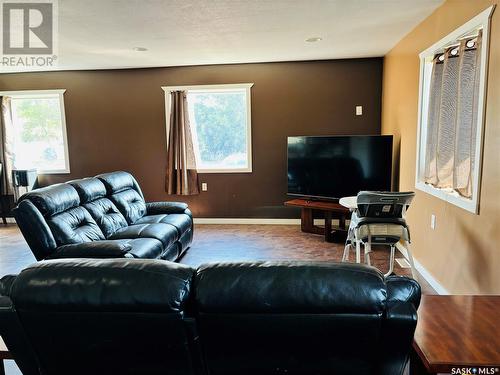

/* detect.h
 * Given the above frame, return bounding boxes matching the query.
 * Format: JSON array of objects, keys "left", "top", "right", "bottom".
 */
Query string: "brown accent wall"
[
  {"left": 0, "top": 59, "right": 382, "bottom": 218},
  {"left": 382, "top": 0, "right": 499, "bottom": 293}
]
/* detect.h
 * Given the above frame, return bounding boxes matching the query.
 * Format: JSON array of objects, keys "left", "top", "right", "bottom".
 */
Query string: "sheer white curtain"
[{"left": 424, "top": 31, "right": 482, "bottom": 198}]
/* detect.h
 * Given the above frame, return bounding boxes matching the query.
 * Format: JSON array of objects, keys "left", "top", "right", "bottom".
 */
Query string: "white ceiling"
[{"left": 11, "top": 0, "right": 444, "bottom": 72}]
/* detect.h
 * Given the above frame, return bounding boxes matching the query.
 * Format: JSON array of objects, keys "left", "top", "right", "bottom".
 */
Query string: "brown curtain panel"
[
  {"left": 165, "top": 90, "right": 200, "bottom": 195},
  {"left": 0, "top": 96, "right": 15, "bottom": 195},
  {"left": 424, "top": 31, "right": 482, "bottom": 198}
]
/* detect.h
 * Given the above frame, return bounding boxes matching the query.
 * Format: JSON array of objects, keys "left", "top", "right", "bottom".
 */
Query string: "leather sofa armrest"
[
  {"left": 378, "top": 301, "right": 418, "bottom": 375},
  {"left": 47, "top": 241, "right": 134, "bottom": 259},
  {"left": 386, "top": 275, "right": 421, "bottom": 309},
  {"left": 146, "top": 201, "right": 189, "bottom": 215},
  {"left": 0, "top": 275, "right": 16, "bottom": 296}
]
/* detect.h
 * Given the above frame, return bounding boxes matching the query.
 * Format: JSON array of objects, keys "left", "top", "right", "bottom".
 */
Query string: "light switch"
[
  {"left": 431, "top": 214, "right": 436, "bottom": 230},
  {"left": 355, "top": 105, "right": 363, "bottom": 116},
  {"left": 201, "top": 182, "right": 208, "bottom": 191}
]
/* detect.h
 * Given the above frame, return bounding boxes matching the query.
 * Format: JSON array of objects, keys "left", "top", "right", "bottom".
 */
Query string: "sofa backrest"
[
  {"left": 96, "top": 171, "right": 146, "bottom": 224},
  {"left": 194, "top": 261, "right": 420, "bottom": 375},
  {"left": 69, "top": 177, "right": 128, "bottom": 238},
  {"left": 0, "top": 259, "right": 197, "bottom": 375},
  {"left": 0, "top": 259, "right": 420, "bottom": 375}
]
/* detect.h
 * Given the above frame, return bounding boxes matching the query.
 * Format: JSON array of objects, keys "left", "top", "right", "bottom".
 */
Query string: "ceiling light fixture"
[
  {"left": 306, "top": 37, "right": 322, "bottom": 43},
  {"left": 133, "top": 47, "right": 148, "bottom": 52}
]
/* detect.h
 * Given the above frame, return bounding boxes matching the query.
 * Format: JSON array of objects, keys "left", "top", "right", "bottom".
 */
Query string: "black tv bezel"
[{"left": 286, "top": 134, "right": 393, "bottom": 201}]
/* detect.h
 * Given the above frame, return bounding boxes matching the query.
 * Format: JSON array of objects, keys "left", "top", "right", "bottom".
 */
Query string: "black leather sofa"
[
  {"left": 13, "top": 171, "right": 193, "bottom": 262},
  {"left": 0, "top": 259, "right": 421, "bottom": 375}
]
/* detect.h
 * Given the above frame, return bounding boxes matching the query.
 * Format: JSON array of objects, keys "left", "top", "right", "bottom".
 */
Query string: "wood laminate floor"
[
  {"left": 0, "top": 223, "right": 435, "bottom": 293},
  {"left": 0, "top": 222, "right": 434, "bottom": 375}
]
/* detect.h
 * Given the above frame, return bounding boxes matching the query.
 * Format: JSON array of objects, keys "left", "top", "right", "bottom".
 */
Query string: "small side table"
[
  {"left": 284, "top": 198, "right": 350, "bottom": 242},
  {"left": 411, "top": 295, "right": 500, "bottom": 374},
  {"left": 0, "top": 336, "right": 13, "bottom": 375}
]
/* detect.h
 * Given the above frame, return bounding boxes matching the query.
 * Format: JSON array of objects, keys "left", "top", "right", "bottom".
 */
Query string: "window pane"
[
  {"left": 187, "top": 90, "right": 248, "bottom": 170},
  {"left": 11, "top": 96, "right": 67, "bottom": 172}
]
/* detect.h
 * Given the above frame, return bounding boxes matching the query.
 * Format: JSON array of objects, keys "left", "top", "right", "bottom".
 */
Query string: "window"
[
  {"left": 415, "top": 6, "right": 494, "bottom": 214},
  {"left": 1, "top": 89, "right": 70, "bottom": 173},
  {"left": 163, "top": 83, "right": 253, "bottom": 173}
]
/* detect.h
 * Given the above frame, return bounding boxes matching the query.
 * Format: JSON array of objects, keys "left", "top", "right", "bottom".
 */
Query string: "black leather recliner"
[
  {"left": 0, "top": 259, "right": 198, "bottom": 375},
  {"left": 13, "top": 171, "right": 193, "bottom": 261},
  {"left": 0, "top": 259, "right": 421, "bottom": 375}
]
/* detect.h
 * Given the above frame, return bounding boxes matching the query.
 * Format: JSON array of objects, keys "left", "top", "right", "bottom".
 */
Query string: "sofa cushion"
[
  {"left": 46, "top": 239, "right": 164, "bottom": 260},
  {"left": 126, "top": 238, "right": 164, "bottom": 259},
  {"left": 68, "top": 178, "right": 107, "bottom": 204},
  {"left": 21, "top": 184, "right": 80, "bottom": 217},
  {"left": 109, "top": 223, "right": 178, "bottom": 248},
  {"left": 47, "top": 206, "right": 106, "bottom": 245},
  {"left": 47, "top": 241, "right": 133, "bottom": 259},
  {"left": 84, "top": 198, "right": 128, "bottom": 238},
  {"left": 109, "top": 189, "right": 146, "bottom": 224},
  {"left": 135, "top": 213, "right": 192, "bottom": 236},
  {"left": 160, "top": 243, "right": 181, "bottom": 262}
]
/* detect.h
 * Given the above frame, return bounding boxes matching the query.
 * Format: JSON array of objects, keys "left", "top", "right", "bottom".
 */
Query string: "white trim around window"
[
  {"left": 415, "top": 6, "right": 495, "bottom": 214},
  {"left": 162, "top": 83, "right": 253, "bottom": 173},
  {"left": 0, "top": 89, "right": 70, "bottom": 174}
]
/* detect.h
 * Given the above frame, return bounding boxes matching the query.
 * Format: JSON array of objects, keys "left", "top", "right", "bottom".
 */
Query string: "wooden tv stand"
[{"left": 284, "top": 198, "right": 350, "bottom": 243}]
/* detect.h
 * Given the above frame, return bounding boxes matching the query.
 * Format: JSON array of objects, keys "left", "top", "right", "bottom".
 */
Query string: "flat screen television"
[{"left": 287, "top": 135, "right": 393, "bottom": 200}]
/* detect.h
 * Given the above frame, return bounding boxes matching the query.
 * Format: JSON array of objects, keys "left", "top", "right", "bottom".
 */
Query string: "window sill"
[
  {"left": 415, "top": 181, "right": 478, "bottom": 214},
  {"left": 197, "top": 167, "right": 252, "bottom": 174},
  {"left": 37, "top": 169, "right": 71, "bottom": 174}
]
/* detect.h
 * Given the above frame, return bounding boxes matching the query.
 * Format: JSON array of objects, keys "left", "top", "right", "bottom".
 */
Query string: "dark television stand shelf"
[{"left": 284, "top": 198, "right": 350, "bottom": 243}]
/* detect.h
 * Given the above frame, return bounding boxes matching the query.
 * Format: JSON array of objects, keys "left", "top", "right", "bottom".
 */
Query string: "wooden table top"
[
  {"left": 413, "top": 295, "right": 500, "bottom": 373},
  {"left": 284, "top": 198, "right": 349, "bottom": 212},
  {"left": 0, "top": 336, "right": 13, "bottom": 360}
]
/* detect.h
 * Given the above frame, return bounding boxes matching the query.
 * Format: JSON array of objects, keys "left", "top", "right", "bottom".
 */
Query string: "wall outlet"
[
  {"left": 201, "top": 182, "right": 208, "bottom": 191},
  {"left": 355, "top": 105, "right": 363, "bottom": 116},
  {"left": 431, "top": 214, "right": 436, "bottom": 230}
]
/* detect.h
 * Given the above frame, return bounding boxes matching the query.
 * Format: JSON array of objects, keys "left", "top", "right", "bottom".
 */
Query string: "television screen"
[{"left": 287, "top": 135, "right": 393, "bottom": 200}]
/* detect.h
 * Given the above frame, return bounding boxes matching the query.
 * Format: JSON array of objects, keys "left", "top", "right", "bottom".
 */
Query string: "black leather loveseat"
[
  {"left": 0, "top": 259, "right": 421, "bottom": 375},
  {"left": 13, "top": 171, "right": 193, "bottom": 261}
]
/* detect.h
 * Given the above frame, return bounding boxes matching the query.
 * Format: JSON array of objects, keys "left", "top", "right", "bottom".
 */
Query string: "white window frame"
[
  {"left": 0, "top": 89, "right": 70, "bottom": 174},
  {"left": 162, "top": 83, "right": 253, "bottom": 173},
  {"left": 415, "top": 6, "right": 495, "bottom": 214}
]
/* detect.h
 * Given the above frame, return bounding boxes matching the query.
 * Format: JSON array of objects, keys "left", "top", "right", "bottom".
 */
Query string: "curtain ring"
[{"left": 466, "top": 39, "right": 475, "bottom": 48}]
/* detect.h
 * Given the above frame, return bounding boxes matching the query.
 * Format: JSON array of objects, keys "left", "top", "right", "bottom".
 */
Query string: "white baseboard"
[
  {"left": 395, "top": 242, "right": 449, "bottom": 295},
  {"left": 412, "top": 258, "right": 449, "bottom": 295},
  {"left": 2, "top": 217, "right": 15, "bottom": 224},
  {"left": 193, "top": 218, "right": 342, "bottom": 225},
  {"left": 193, "top": 218, "right": 301, "bottom": 225}
]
